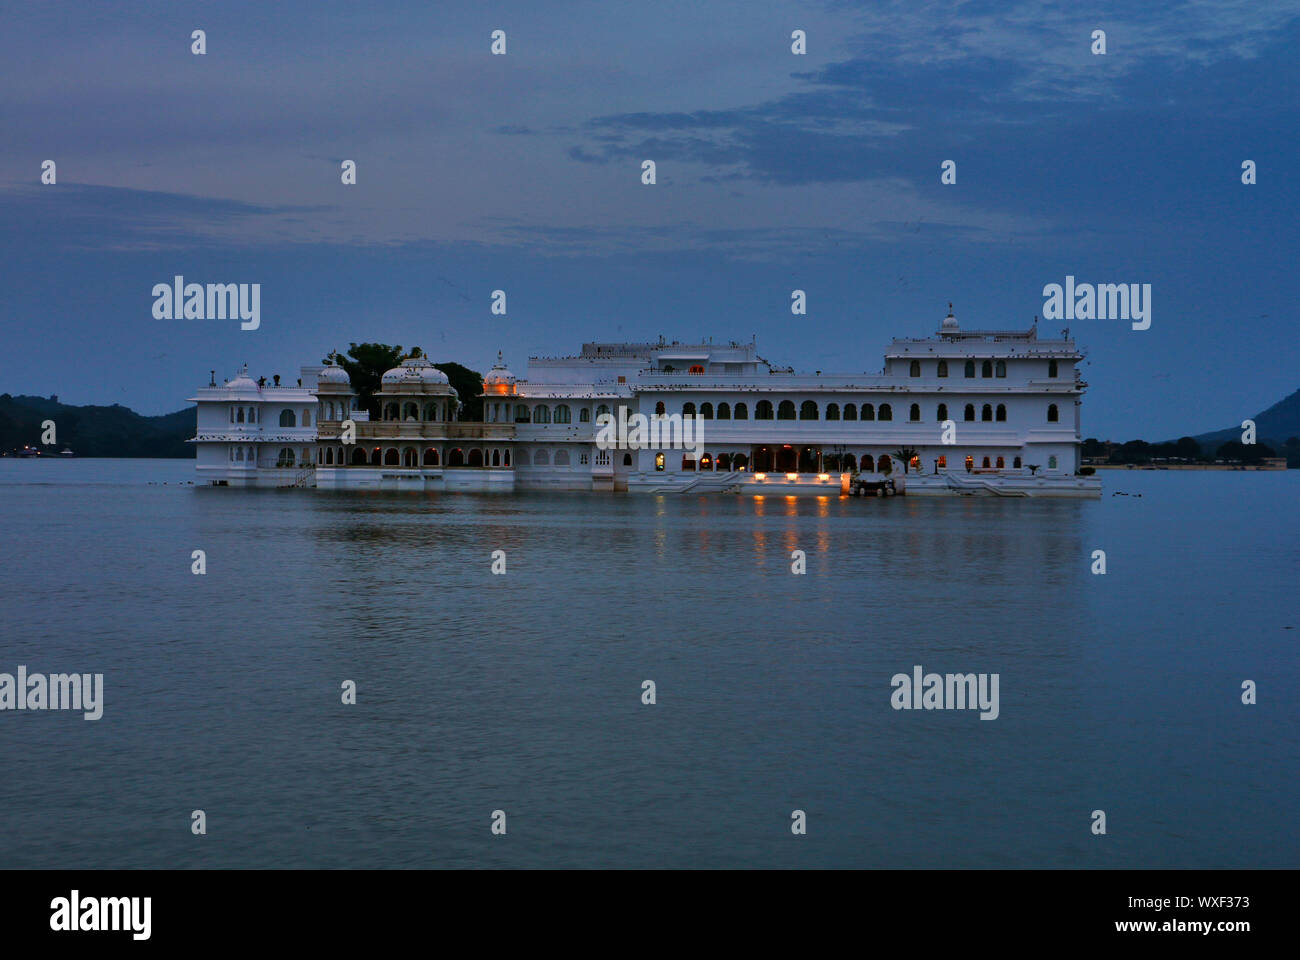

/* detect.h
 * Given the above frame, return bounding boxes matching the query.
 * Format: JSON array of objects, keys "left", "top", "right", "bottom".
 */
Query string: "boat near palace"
[{"left": 188, "top": 306, "right": 1101, "bottom": 498}]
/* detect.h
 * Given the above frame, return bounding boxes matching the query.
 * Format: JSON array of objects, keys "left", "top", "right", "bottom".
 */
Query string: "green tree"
[
  {"left": 1216, "top": 440, "right": 1274, "bottom": 463},
  {"left": 433, "top": 361, "right": 485, "bottom": 422},
  {"left": 1174, "top": 436, "right": 1201, "bottom": 460},
  {"left": 892, "top": 447, "right": 919, "bottom": 474}
]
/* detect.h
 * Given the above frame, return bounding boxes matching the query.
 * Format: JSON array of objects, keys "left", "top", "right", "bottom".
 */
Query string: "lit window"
[{"left": 655, "top": 452, "right": 665, "bottom": 471}]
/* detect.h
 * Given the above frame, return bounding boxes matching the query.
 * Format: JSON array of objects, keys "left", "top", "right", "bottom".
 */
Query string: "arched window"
[
  {"left": 237, "top": 408, "right": 245, "bottom": 423},
  {"left": 424, "top": 448, "right": 439, "bottom": 466},
  {"left": 937, "top": 455, "right": 946, "bottom": 468},
  {"left": 982, "top": 456, "right": 991, "bottom": 468},
  {"left": 995, "top": 360, "right": 1006, "bottom": 378},
  {"left": 688, "top": 364, "right": 705, "bottom": 375},
  {"left": 733, "top": 402, "right": 748, "bottom": 420},
  {"left": 424, "top": 403, "right": 438, "bottom": 421},
  {"left": 654, "top": 452, "right": 665, "bottom": 471},
  {"left": 233, "top": 446, "right": 242, "bottom": 461},
  {"left": 996, "top": 404, "right": 1006, "bottom": 421},
  {"left": 938, "top": 360, "right": 948, "bottom": 378},
  {"left": 1014, "top": 456, "right": 1022, "bottom": 468},
  {"left": 325, "top": 448, "right": 333, "bottom": 465},
  {"left": 964, "top": 360, "right": 975, "bottom": 378},
  {"left": 1048, "top": 455, "right": 1058, "bottom": 469},
  {"left": 843, "top": 403, "right": 857, "bottom": 421},
  {"left": 515, "top": 404, "right": 530, "bottom": 423},
  {"left": 579, "top": 408, "right": 590, "bottom": 423},
  {"left": 681, "top": 454, "right": 697, "bottom": 471},
  {"left": 825, "top": 403, "right": 840, "bottom": 420},
  {"left": 623, "top": 453, "right": 632, "bottom": 466},
  {"left": 352, "top": 448, "right": 367, "bottom": 465},
  {"left": 717, "top": 402, "right": 730, "bottom": 420},
  {"left": 447, "top": 448, "right": 464, "bottom": 466},
  {"left": 301, "top": 409, "right": 312, "bottom": 426},
  {"left": 469, "top": 449, "right": 484, "bottom": 467},
  {"left": 964, "top": 404, "right": 975, "bottom": 422},
  {"left": 277, "top": 447, "right": 295, "bottom": 467},
  {"left": 878, "top": 403, "right": 892, "bottom": 421},
  {"left": 554, "top": 450, "right": 570, "bottom": 466},
  {"left": 230, "top": 407, "right": 236, "bottom": 423},
  {"left": 553, "top": 405, "right": 571, "bottom": 424},
  {"left": 937, "top": 403, "right": 948, "bottom": 421},
  {"left": 655, "top": 401, "right": 666, "bottom": 416},
  {"left": 279, "top": 409, "right": 296, "bottom": 427},
  {"left": 996, "top": 456, "right": 1005, "bottom": 468},
  {"left": 878, "top": 454, "right": 892, "bottom": 473},
  {"left": 909, "top": 403, "right": 920, "bottom": 422},
  {"left": 534, "top": 450, "right": 549, "bottom": 466},
  {"left": 861, "top": 454, "right": 875, "bottom": 472},
  {"left": 384, "top": 448, "right": 399, "bottom": 465},
  {"left": 534, "top": 405, "right": 551, "bottom": 424},
  {"left": 799, "top": 400, "right": 818, "bottom": 420},
  {"left": 981, "top": 404, "right": 992, "bottom": 421},
  {"left": 861, "top": 403, "right": 874, "bottom": 421},
  {"left": 1047, "top": 404, "right": 1059, "bottom": 422},
  {"left": 682, "top": 402, "right": 696, "bottom": 416},
  {"left": 981, "top": 360, "right": 993, "bottom": 378},
  {"left": 777, "top": 400, "right": 796, "bottom": 420},
  {"left": 1048, "top": 359, "right": 1059, "bottom": 378},
  {"left": 369, "top": 447, "right": 382, "bottom": 465},
  {"left": 504, "top": 450, "right": 511, "bottom": 467},
  {"left": 384, "top": 402, "right": 399, "bottom": 422},
  {"left": 596, "top": 404, "right": 610, "bottom": 418},
  {"left": 756, "top": 400, "right": 774, "bottom": 420},
  {"left": 700, "top": 403, "right": 713, "bottom": 419},
  {"left": 399, "top": 402, "right": 415, "bottom": 421},
  {"left": 250, "top": 408, "right": 257, "bottom": 423},
  {"left": 909, "top": 360, "right": 921, "bottom": 377},
  {"left": 402, "top": 447, "right": 417, "bottom": 467}
]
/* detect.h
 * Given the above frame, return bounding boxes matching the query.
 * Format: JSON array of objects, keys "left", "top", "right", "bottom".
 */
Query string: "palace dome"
[
  {"left": 225, "top": 365, "right": 260, "bottom": 392},
  {"left": 317, "top": 365, "right": 350, "bottom": 385},
  {"left": 381, "top": 356, "right": 454, "bottom": 392},
  {"left": 483, "top": 352, "right": 516, "bottom": 394}
]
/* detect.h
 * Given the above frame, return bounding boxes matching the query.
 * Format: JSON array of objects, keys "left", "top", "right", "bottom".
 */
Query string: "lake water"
[{"left": 0, "top": 459, "right": 1295, "bottom": 868}]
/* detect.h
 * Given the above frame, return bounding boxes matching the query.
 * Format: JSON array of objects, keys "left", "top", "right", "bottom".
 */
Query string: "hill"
[
  {"left": 0, "top": 394, "right": 195, "bottom": 458},
  {"left": 1187, "top": 387, "right": 1300, "bottom": 453}
]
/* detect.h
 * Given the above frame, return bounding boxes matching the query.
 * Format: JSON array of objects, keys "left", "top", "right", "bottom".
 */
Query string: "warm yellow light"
[
  {"left": 755, "top": 472, "right": 767, "bottom": 480},
  {"left": 786, "top": 472, "right": 799, "bottom": 481},
  {"left": 817, "top": 473, "right": 830, "bottom": 481}
]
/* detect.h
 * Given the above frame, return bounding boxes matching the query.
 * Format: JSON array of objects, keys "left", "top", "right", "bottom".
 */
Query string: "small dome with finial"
[
  {"left": 483, "top": 351, "right": 517, "bottom": 396},
  {"left": 941, "top": 302, "right": 960, "bottom": 334}
]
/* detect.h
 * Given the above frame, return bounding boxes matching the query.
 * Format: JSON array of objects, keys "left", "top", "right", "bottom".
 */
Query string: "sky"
[{"left": 1, "top": 0, "right": 1297, "bottom": 439}]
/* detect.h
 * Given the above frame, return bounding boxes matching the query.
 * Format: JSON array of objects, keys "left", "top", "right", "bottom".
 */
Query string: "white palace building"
[{"left": 189, "top": 307, "right": 1101, "bottom": 497}]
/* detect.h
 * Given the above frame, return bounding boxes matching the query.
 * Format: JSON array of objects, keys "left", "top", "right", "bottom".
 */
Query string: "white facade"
[{"left": 189, "top": 309, "right": 1101, "bottom": 497}]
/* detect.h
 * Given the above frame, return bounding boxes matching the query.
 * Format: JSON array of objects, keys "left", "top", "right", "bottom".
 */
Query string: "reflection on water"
[{"left": 0, "top": 459, "right": 1295, "bottom": 869}]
